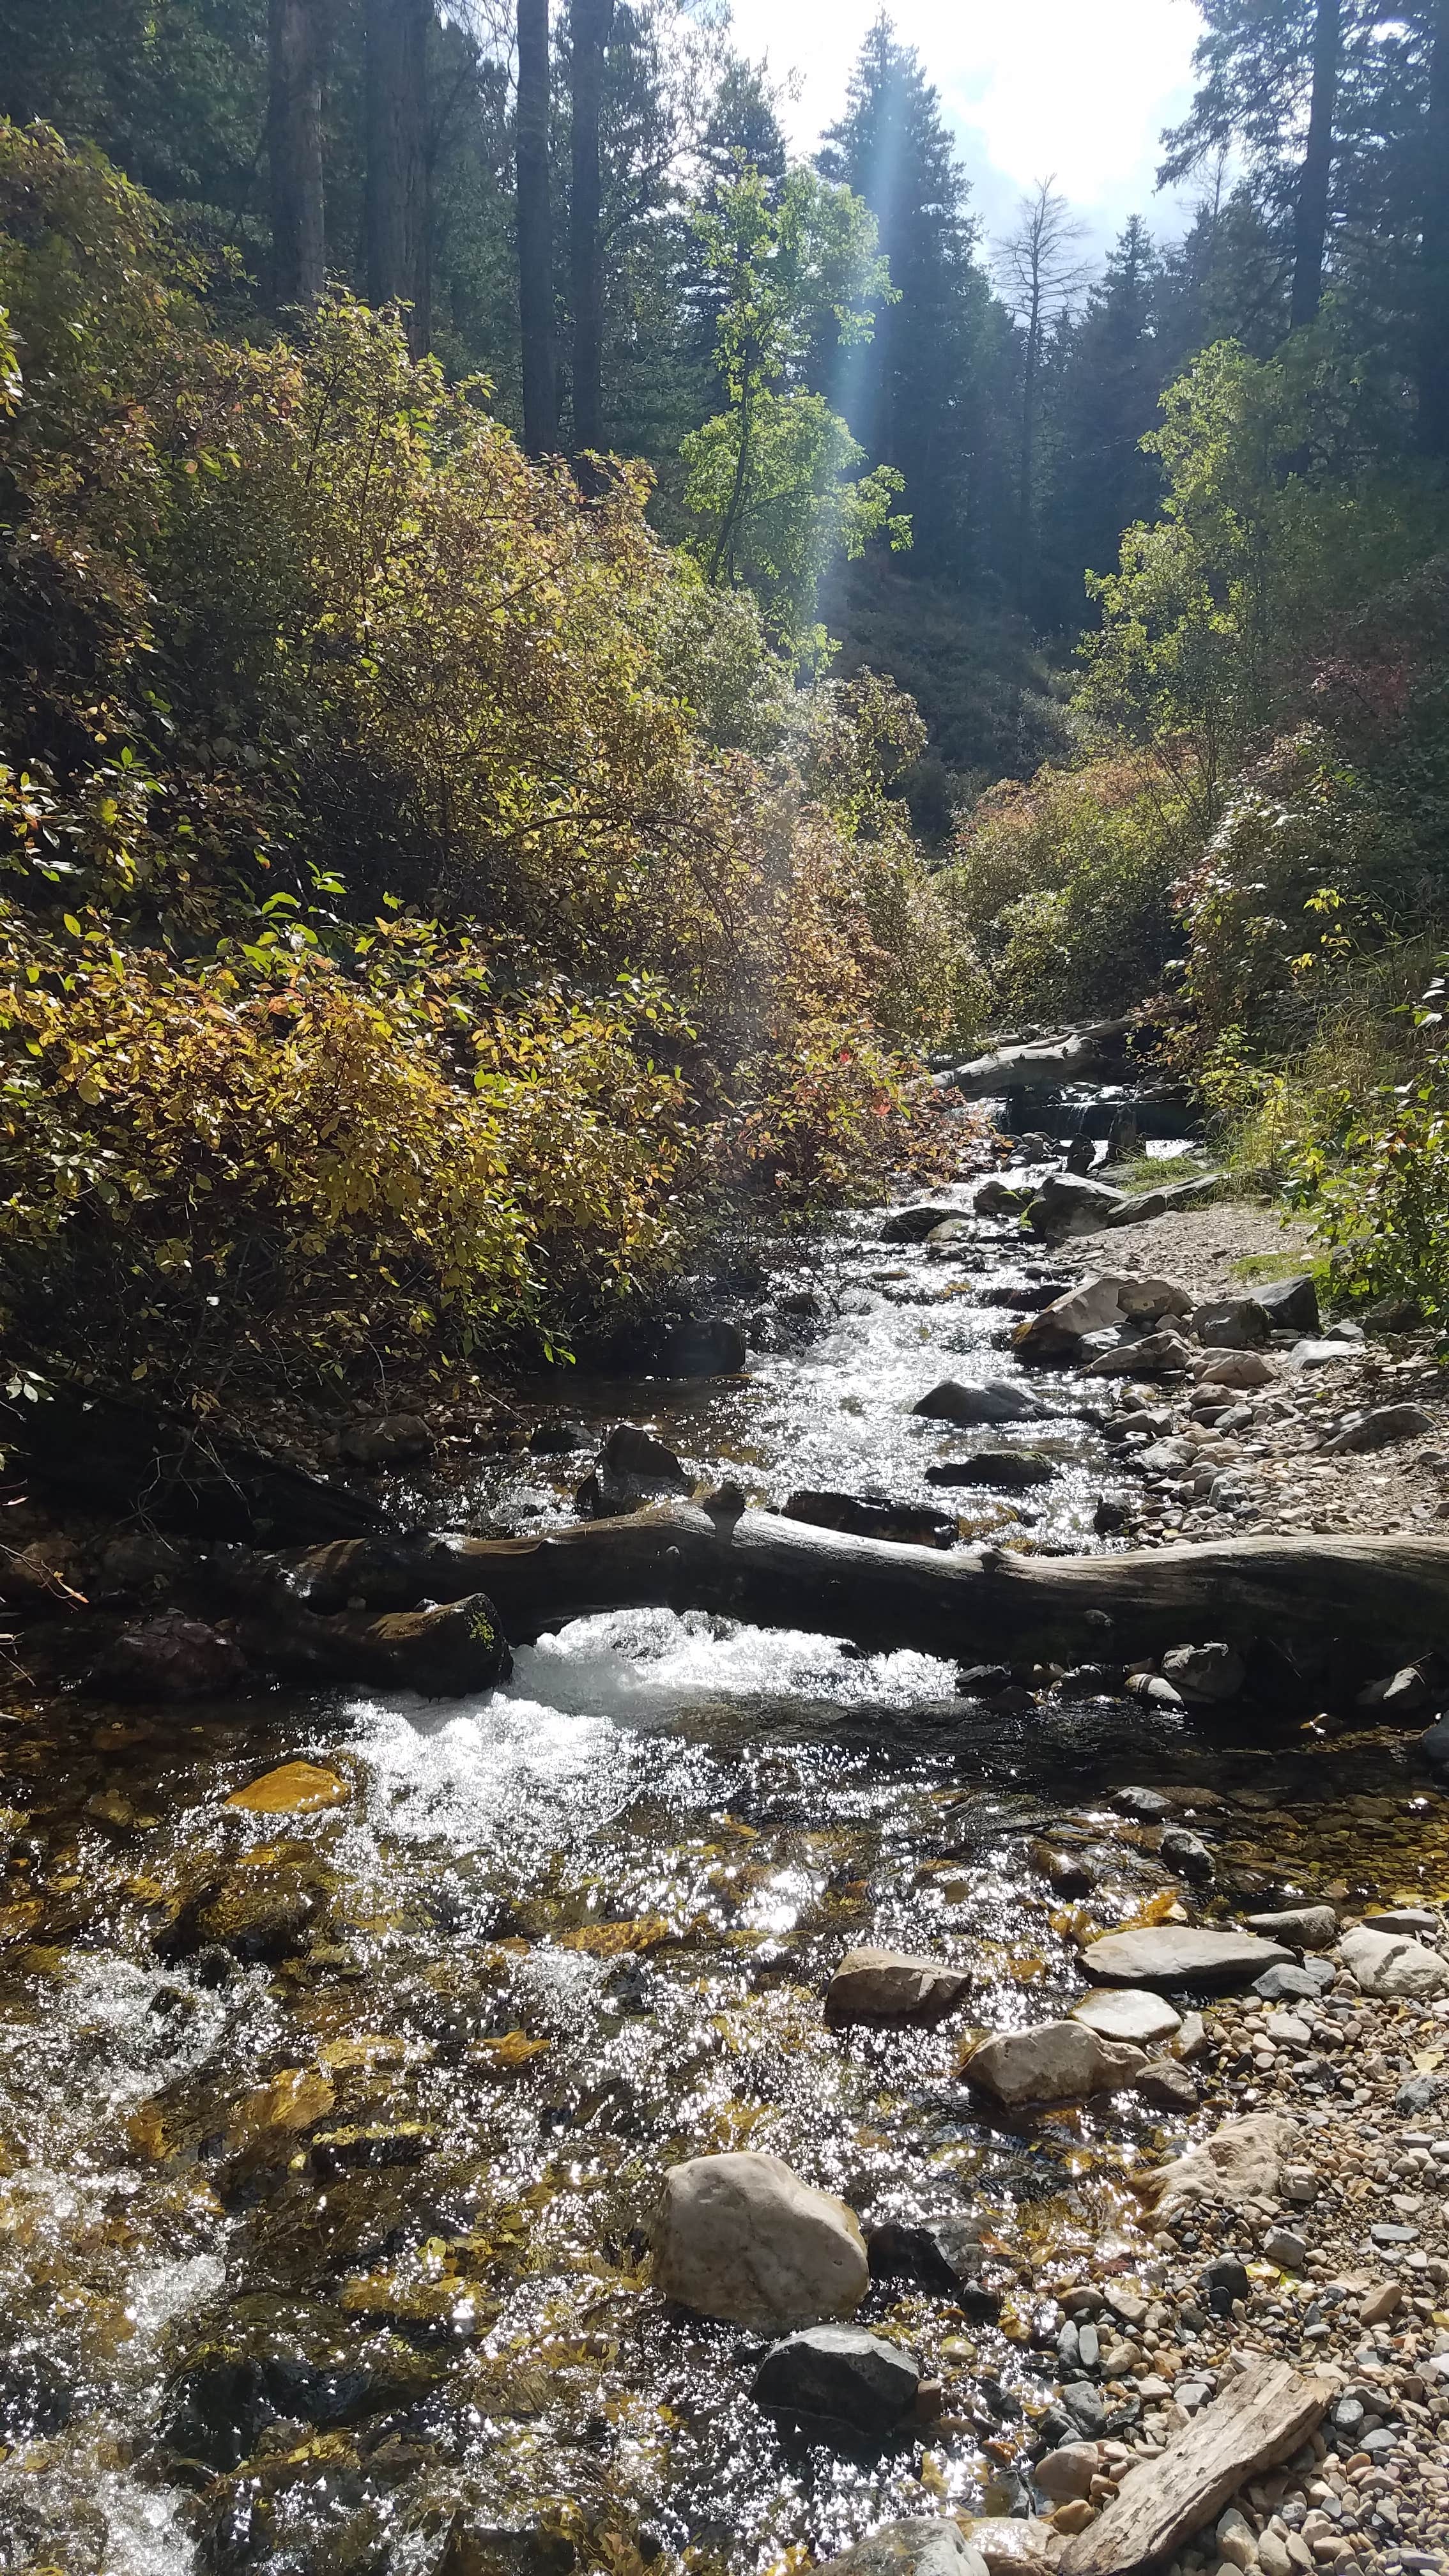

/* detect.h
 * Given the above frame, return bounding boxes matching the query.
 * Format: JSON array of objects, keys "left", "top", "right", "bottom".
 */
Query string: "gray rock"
[
  {"left": 1194, "top": 1298, "right": 1271, "bottom": 1349},
  {"left": 1161, "top": 1642, "right": 1246, "bottom": 1705},
  {"left": 1394, "top": 2073, "right": 1445, "bottom": 2115},
  {"left": 753, "top": 2323, "right": 919, "bottom": 2442},
  {"left": 1113, "top": 1787, "right": 1173, "bottom": 1821},
  {"left": 1254, "top": 1276, "right": 1321, "bottom": 1335},
  {"left": 1262, "top": 2225, "right": 1307, "bottom": 2271},
  {"left": 1139, "top": 1436, "right": 1197, "bottom": 1473},
  {"left": 581, "top": 1422, "right": 693, "bottom": 1518},
  {"left": 972, "top": 1182, "right": 1032, "bottom": 1221},
  {"left": 1134, "top": 2057, "right": 1200, "bottom": 2110},
  {"left": 882, "top": 1205, "right": 962, "bottom": 1243},
  {"left": 1252, "top": 1959, "right": 1335, "bottom": 2002},
  {"left": 1035, "top": 2446, "right": 1100, "bottom": 2504},
  {"left": 1060, "top": 2380, "right": 1108, "bottom": 2438},
  {"left": 1284, "top": 1338, "right": 1358, "bottom": 1369},
  {"left": 966, "top": 2020, "right": 1146, "bottom": 2108},
  {"left": 1083, "top": 1330, "right": 1194, "bottom": 1377},
  {"left": 1369, "top": 2221, "right": 1418, "bottom": 2246},
  {"left": 1197, "top": 1349, "right": 1276, "bottom": 1389},
  {"left": 1026, "top": 1174, "right": 1128, "bottom": 1243},
  {"left": 1356, "top": 1663, "right": 1430, "bottom": 1715},
  {"left": 1420, "top": 1714, "right": 1449, "bottom": 1770},
  {"left": 913, "top": 1378, "right": 1054, "bottom": 1425},
  {"left": 825, "top": 1949, "right": 972, "bottom": 2029},
  {"left": 1084, "top": 1926, "right": 1292, "bottom": 1986},
  {"left": 817, "top": 2523, "right": 990, "bottom": 2576},
  {"left": 1326, "top": 1318, "right": 1366, "bottom": 1343},
  {"left": 926, "top": 1218, "right": 973, "bottom": 1245},
  {"left": 1338, "top": 1923, "right": 1449, "bottom": 1999},
  {"left": 1245, "top": 1905, "right": 1338, "bottom": 1952},
  {"left": 1356, "top": 1904, "right": 1441, "bottom": 1935},
  {"left": 928, "top": 1449, "right": 1055, "bottom": 1491},
  {"left": 651, "top": 2152, "right": 868, "bottom": 2327},
  {"left": 1072, "top": 1988, "right": 1182, "bottom": 2046},
  {"left": 1322, "top": 1402, "right": 1433, "bottom": 1456},
  {"left": 1160, "top": 1825, "right": 1215, "bottom": 1882}
]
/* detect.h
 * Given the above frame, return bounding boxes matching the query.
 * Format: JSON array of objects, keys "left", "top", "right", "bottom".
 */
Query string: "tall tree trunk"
[
  {"left": 1420, "top": 0, "right": 1449, "bottom": 456},
  {"left": 1289, "top": 0, "right": 1340, "bottom": 330},
  {"left": 365, "top": 0, "right": 430, "bottom": 351},
  {"left": 569, "top": 0, "right": 613, "bottom": 453},
  {"left": 268, "top": 0, "right": 330, "bottom": 309},
  {"left": 516, "top": 0, "right": 558, "bottom": 454}
]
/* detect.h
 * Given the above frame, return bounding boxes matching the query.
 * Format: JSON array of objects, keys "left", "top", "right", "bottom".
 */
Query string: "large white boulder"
[
  {"left": 1338, "top": 1923, "right": 1449, "bottom": 1999},
  {"left": 650, "top": 2150, "right": 868, "bottom": 2328}
]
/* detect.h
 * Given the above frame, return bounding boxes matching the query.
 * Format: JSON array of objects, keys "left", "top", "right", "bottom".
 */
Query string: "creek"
[{"left": 1, "top": 1158, "right": 1447, "bottom": 2576}]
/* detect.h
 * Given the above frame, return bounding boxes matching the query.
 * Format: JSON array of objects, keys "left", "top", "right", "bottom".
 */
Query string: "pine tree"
[{"left": 1039, "top": 217, "right": 1162, "bottom": 629}]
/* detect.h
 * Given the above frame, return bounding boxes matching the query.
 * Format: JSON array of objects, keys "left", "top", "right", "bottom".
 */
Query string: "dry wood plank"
[{"left": 1057, "top": 2358, "right": 1331, "bottom": 2576}]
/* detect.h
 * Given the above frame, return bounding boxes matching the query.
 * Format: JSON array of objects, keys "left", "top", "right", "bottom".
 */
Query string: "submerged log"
[
  {"left": 940, "top": 1018, "right": 1133, "bottom": 1102},
  {"left": 277, "top": 1506, "right": 1449, "bottom": 1673}
]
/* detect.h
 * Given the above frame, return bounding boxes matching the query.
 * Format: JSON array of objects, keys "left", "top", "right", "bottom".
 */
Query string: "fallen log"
[
  {"left": 274, "top": 1507, "right": 1449, "bottom": 1673},
  {"left": 939, "top": 1018, "right": 1133, "bottom": 1102}
]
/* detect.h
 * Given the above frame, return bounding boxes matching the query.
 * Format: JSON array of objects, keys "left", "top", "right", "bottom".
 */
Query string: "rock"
[
  {"left": 1067, "top": 1978, "right": 1181, "bottom": 2040},
  {"left": 1113, "top": 1786, "right": 1172, "bottom": 1820},
  {"left": 1356, "top": 1662, "right": 1430, "bottom": 1715},
  {"left": 1160, "top": 1643, "right": 1246, "bottom": 1705},
  {"left": 161, "top": 2292, "right": 439, "bottom": 2470},
  {"left": 783, "top": 1491, "right": 956, "bottom": 1548},
  {"left": 926, "top": 1219, "right": 972, "bottom": 1245},
  {"left": 1201, "top": 2256, "right": 1250, "bottom": 2315},
  {"left": 95, "top": 1611, "right": 249, "bottom": 1702},
  {"left": 266, "top": 1591, "right": 512, "bottom": 1696},
  {"left": 1054, "top": 2359, "right": 1331, "bottom": 2576},
  {"left": 1174, "top": 2009, "right": 1207, "bottom": 2060},
  {"left": 0, "top": 2344, "right": 73, "bottom": 2443},
  {"left": 1367, "top": 1903, "right": 1443, "bottom": 1933},
  {"left": 954, "top": 2520, "right": 1059, "bottom": 2573},
  {"left": 1197, "top": 1350, "right": 1276, "bottom": 1389},
  {"left": 226, "top": 2066, "right": 337, "bottom": 2156},
  {"left": 1160, "top": 1826, "right": 1215, "bottom": 1882},
  {"left": 1283, "top": 1338, "right": 1358, "bottom": 1370},
  {"left": 1244, "top": 1905, "right": 1338, "bottom": 1951},
  {"left": 1255, "top": 1276, "right": 1321, "bottom": 1335},
  {"left": 928, "top": 1450, "right": 1055, "bottom": 1491},
  {"left": 1420, "top": 1713, "right": 1449, "bottom": 1770},
  {"left": 1060, "top": 2380, "right": 1108, "bottom": 2438},
  {"left": 824, "top": 1948, "right": 971, "bottom": 2029},
  {"left": 528, "top": 1420, "right": 588, "bottom": 1455},
  {"left": 1195, "top": 1298, "right": 1271, "bottom": 1349},
  {"left": 965, "top": 2020, "right": 1146, "bottom": 2110},
  {"left": 434, "top": 2523, "right": 575, "bottom": 2576},
  {"left": 1031, "top": 1841, "right": 1095, "bottom": 1896},
  {"left": 818, "top": 2522, "right": 991, "bottom": 2576},
  {"left": 579, "top": 1422, "right": 693, "bottom": 1514},
  {"left": 864, "top": 2218, "right": 995, "bottom": 2310},
  {"left": 652, "top": 1317, "right": 747, "bottom": 1376},
  {"left": 226, "top": 1761, "right": 350, "bottom": 1816},
  {"left": 1216, "top": 2506, "right": 1258, "bottom": 2571},
  {"left": 1337, "top": 1923, "right": 1449, "bottom": 1998},
  {"left": 1082, "top": 1330, "right": 1195, "bottom": 1377},
  {"left": 1092, "top": 1497, "right": 1130, "bottom": 1535},
  {"left": 752, "top": 2323, "right": 919, "bottom": 2442},
  {"left": 1036, "top": 2444, "right": 1100, "bottom": 2504},
  {"left": 1138, "top": 1436, "right": 1197, "bottom": 1474},
  {"left": 883, "top": 1205, "right": 964, "bottom": 1243},
  {"left": 1253, "top": 1959, "right": 1334, "bottom": 2002},
  {"left": 1139, "top": 2112, "right": 1291, "bottom": 2219},
  {"left": 338, "top": 1413, "right": 434, "bottom": 1471},
  {"left": 650, "top": 2151, "right": 868, "bottom": 2328},
  {"left": 914, "top": 1377, "right": 1054, "bottom": 1424},
  {"left": 1262, "top": 2225, "right": 1307, "bottom": 2271},
  {"left": 1359, "top": 2281, "right": 1403, "bottom": 2327},
  {"left": 1322, "top": 1402, "right": 1433, "bottom": 1456},
  {"left": 1013, "top": 1275, "right": 1126, "bottom": 1361},
  {"left": 1083, "top": 1926, "right": 1291, "bottom": 1986},
  {"left": 1134, "top": 2057, "right": 1199, "bottom": 2110},
  {"left": 1026, "top": 1175, "right": 1128, "bottom": 1243}
]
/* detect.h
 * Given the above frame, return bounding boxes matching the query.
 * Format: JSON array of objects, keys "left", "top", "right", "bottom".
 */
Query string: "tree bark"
[
  {"left": 516, "top": 0, "right": 559, "bottom": 454},
  {"left": 1420, "top": 0, "right": 1449, "bottom": 456},
  {"left": 569, "top": 0, "right": 612, "bottom": 454},
  {"left": 1289, "top": 0, "right": 1340, "bottom": 331},
  {"left": 365, "top": 0, "right": 430, "bottom": 351},
  {"left": 268, "top": 0, "right": 330, "bottom": 310},
  {"left": 279, "top": 1506, "right": 1449, "bottom": 1674}
]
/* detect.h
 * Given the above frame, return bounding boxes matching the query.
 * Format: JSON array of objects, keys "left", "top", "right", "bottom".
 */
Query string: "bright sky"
[{"left": 724, "top": 0, "right": 1206, "bottom": 269}]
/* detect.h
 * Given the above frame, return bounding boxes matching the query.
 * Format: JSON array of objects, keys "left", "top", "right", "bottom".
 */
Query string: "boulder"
[
  {"left": 973, "top": 1181, "right": 1032, "bottom": 1221},
  {"left": 824, "top": 1947, "right": 972, "bottom": 2029},
  {"left": 1014, "top": 1274, "right": 1125, "bottom": 1361},
  {"left": 1135, "top": 2057, "right": 1199, "bottom": 2110},
  {"left": 1138, "top": 2112, "right": 1291, "bottom": 2219},
  {"left": 1160, "top": 1826, "right": 1215, "bottom": 1882},
  {"left": 528, "top": 1420, "right": 589, "bottom": 1455},
  {"left": 752, "top": 2323, "right": 919, "bottom": 2442},
  {"left": 1082, "top": 1330, "right": 1193, "bottom": 1377},
  {"left": 864, "top": 2217, "right": 996, "bottom": 2310},
  {"left": 914, "top": 1377, "right": 1055, "bottom": 1425},
  {"left": 1197, "top": 1351, "right": 1276, "bottom": 1390},
  {"left": 1322, "top": 1402, "right": 1433, "bottom": 1456},
  {"left": 1283, "top": 1338, "right": 1357, "bottom": 1369},
  {"left": 882, "top": 1204, "right": 963, "bottom": 1243},
  {"left": 256, "top": 1591, "right": 513, "bottom": 1698},
  {"left": 1073, "top": 1988, "right": 1182, "bottom": 2046},
  {"left": 783, "top": 1492, "right": 956, "bottom": 1549},
  {"left": 95, "top": 1612, "right": 250, "bottom": 1702},
  {"left": 652, "top": 1317, "right": 747, "bottom": 1377},
  {"left": 1338, "top": 1922, "right": 1449, "bottom": 1999},
  {"left": 1026, "top": 1174, "right": 1129, "bottom": 1242},
  {"left": 1255, "top": 1275, "right": 1320, "bottom": 1335},
  {"left": 1362, "top": 1904, "right": 1442, "bottom": 1935},
  {"left": 1138, "top": 1437, "right": 1196, "bottom": 1475},
  {"left": 578, "top": 1422, "right": 692, "bottom": 1516},
  {"left": 1356, "top": 1663, "right": 1430, "bottom": 1715},
  {"left": 1160, "top": 1642, "right": 1246, "bottom": 1704},
  {"left": 1082, "top": 1926, "right": 1292, "bottom": 1986},
  {"left": 650, "top": 2151, "right": 868, "bottom": 2328},
  {"left": 965, "top": 2020, "right": 1146, "bottom": 2110},
  {"left": 1193, "top": 1298, "right": 1270, "bottom": 1350},
  {"left": 337, "top": 1413, "right": 434, "bottom": 1471},
  {"left": 1422, "top": 1714, "right": 1449, "bottom": 1771},
  {"left": 926, "top": 1219, "right": 973, "bottom": 1246},
  {"left": 818, "top": 2523, "right": 991, "bottom": 2576},
  {"left": 926, "top": 1450, "right": 1055, "bottom": 1492},
  {"left": 1244, "top": 1905, "right": 1338, "bottom": 1952},
  {"left": 1114, "top": 1276, "right": 1195, "bottom": 1321}
]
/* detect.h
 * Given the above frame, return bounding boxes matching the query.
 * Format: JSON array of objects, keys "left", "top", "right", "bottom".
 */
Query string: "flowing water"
[{"left": 2, "top": 1170, "right": 1448, "bottom": 2576}]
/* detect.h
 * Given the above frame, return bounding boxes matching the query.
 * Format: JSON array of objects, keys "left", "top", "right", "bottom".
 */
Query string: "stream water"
[{"left": 2, "top": 1165, "right": 1448, "bottom": 2576}]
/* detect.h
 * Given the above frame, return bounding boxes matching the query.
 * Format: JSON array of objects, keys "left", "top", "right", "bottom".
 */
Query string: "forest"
[{"left": 2, "top": 0, "right": 1449, "bottom": 1399}]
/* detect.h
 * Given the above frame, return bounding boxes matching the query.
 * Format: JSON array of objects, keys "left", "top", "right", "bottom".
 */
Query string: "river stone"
[
  {"left": 1338, "top": 1922, "right": 1449, "bottom": 1998},
  {"left": 1255, "top": 1275, "right": 1320, "bottom": 1335},
  {"left": 753, "top": 2323, "right": 919, "bottom": 2441},
  {"left": 1362, "top": 1904, "right": 1442, "bottom": 1935},
  {"left": 1421, "top": 1714, "right": 1449, "bottom": 1770},
  {"left": 1356, "top": 1662, "right": 1430, "bottom": 1714},
  {"left": 338, "top": 1411, "right": 434, "bottom": 1469},
  {"left": 581, "top": 1421, "right": 693, "bottom": 1515},
  {"left": 974, "top": 1179, "right": 1033, "bottom": 1220},
  {"left": 1083, "top": 1926, "right": 1292, "bottom": 1986},
  {"left": 1284, "top": 1337, "right": 1357, "bottom": 1368},
  {"left": 1035, "top": 2443, "right": 1100, "bottom": 2504},
  {"left": 226, "top": 1761, "right": 351, "bottom": 1816},
  {"left": 818, "top": 2522, "right": 990, "bottom": 2576},
  {"left": 913, "top": 1378, "right": 1053, "bottom": 1425},
  {"left": 1197, "top": 1350, "right": 1276, "bottom": 1389},
  {"left": 938, "top": 1448, "right": 1055, "bottom": 1491},
  {"left": 955, "top": 2521, "right": 1059, "bottom": 2573},
  {"left": 1160, "top": 1641, "right": 1246, "bottom": 1704},
  {"left": 1245, "top": 1904, "right": 1338, "bottom": 1951},
  {"left": 825, "top": 1947, "right": 972, "bottom": 2028},
  {"left": 783, "top": 1491, "right": 956, "bottom": 1549},
  {"left": 1072, "top": 1988, "right": 1183, "bottom": 2046},
  {"left": 1160, "top": 1825, "right": 1215, "bottom": 1882},
  {"left": 650, "top": 2151, "right": 868, "bottom": 2327},
  {"left": 98, "top": 1611, "right": 250, "bottom": 1702},
  {"left": 882, "top": 1204, "right": 962, "bottom": 1243},
  {"left": 1322, "top": 1402, "right": 1432, "bottom": 1456},
  {"left": 1194, "top": 1297, "right": 1270, "bottom": 1349},
  {"left": 1252, "top": 1959, "right": 1333, "bottom": 2002},
  {"left": 1083, "top": 1330, "right": 1195, "bottom": 1377},
  {"left": 1013, "top": 1275, "right": 1126, "bottom": 1361},
  {"left": 434, "top": 2522, "right": 576, "bottom": 2576},
  {"left": 1140, "top": 2112, "right": 1292, "bottom": 2219},
  {"left": 1026, "top": 1174, "right": 1128, "bottom": 1243},
  {"left": 966, "top": 2020, "right": 1146, "bottom": 2109}
]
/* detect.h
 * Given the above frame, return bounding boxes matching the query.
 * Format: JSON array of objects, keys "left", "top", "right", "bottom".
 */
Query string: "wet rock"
[
  {"left": 262, "top": 1592, "right": 512, "bottom": 1697},
  {"left": 783, "top": 1492, "right": 956, "bottom": 1549},
  {"left": 650, "top": 2150, "right": 868, "bottom": 2328},
  {"left": 1082, "top": 1926, "right": 1291, "bottom": 1986},
  {"left": 954, "top": 2517, "right": 1060, "bottom": 2572},
  {"left": 95, "top": 1611, "right": 250, "bottom": 1702},
  {"left": 1013, "top": 1275, "right": 1126, "bottom": 1361},
  {"left": 1140, "top": 2111, "right": 1291, "bottom": 2219},
  {"left": 1322, "top": 1401, "right": 1433, "bottom": 1455},
  {"left": 926, "top": 1218, "right": 973, "bottom": 1245},
  {"left": 1112, "top": 1786, "right": 1172, "bottom": 1821},
  {"left": 1031, "top": 1840, "right": 1095, "bottom": 1897},
  {"left": 162, "top": 2294, "right": 439, "bottom": 2471},
  {"left": 527, "top": 1420, "right": 589, "bottom": 1455},
  {"left": 927, "top": 1450, "right": 1054, "bottom": 1491},
  {"left": 965, "top": 2020, "right": 1146, "bottom": 2110},
  {"left": 1084, "top": 1328, "right": 1195, "bottom": 1377},
  {"left": 1134, "top": 2056, "right": 1199, "bottom": 2110},
  {"left": 1420, "top": 1713, "right": 1449, "bottom": 1770},
  {"left": 1160, "top": 1825, "right": 1215, "bottom": 1882},
  {"left": 1245, "top": 1903, "right": 1338, "bottom": 1951},
  {"left": 913, "top": 1378, "right": 1054, "bottom": 1425},
  {"left": 1357, "top": 1662, "right": 1430, "bottom": 1715},
  {"left": 824, "top": 1947, "right": 972, "bottom": 2028},
  {"left": 1071, "top": 1988, "right": 1182, "bottom": 2046},
  {"left": 1337, "top": 1922, "right": 1449, "bottom": 1998},
  {"left": 226, "top": 1761, "right": 351, "bottom": 1816},
  {"left": 0, "top": 2342, "right": 73, "bottom": 2441},
  {"left": 1160, "top": 1641, "right": 1246, "bottom": 1704},
  {"left": 1092, "top": 1497, "right": 1130, "bottom": 1535},
  {"left": 1197, "top": 1350, "right": 1276, "bottom": 1389},
  {"left": 338, "top": 1413, "right": 434, "bottom": 1471},
  {"left": 753, "top": 2322, "right": 919, "bottom": 2443},
  {"left": 818, "top": 2520, "right": 990, "bottom": 2576},
  {"left": 434, "top": 2520, "right": 576, "bottom": 2576},
  {"left": 1035, "top": 2444, "right": 1100, "bottom": 2504},
  {"left": 864, "top": 2218, "right": 997, "bottom": 2312},
  {"left": 1194, "top": 1297, "right": 1271, "bottom": 1349},
  {"left": 192, "top": 1862, "right": 324, "bottom": 1965},
  {"left": 883, "top": 1204, "right": 964, "bottom": 1242},
  {"left": 1025, "top": 1174, "right": 1128, "bottom": 1243}
]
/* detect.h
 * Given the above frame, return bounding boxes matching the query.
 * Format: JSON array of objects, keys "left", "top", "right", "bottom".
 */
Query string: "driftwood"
[
  {"left": 940, "top": 1017, "right": 1133, "bottom": 1102},
  {"left": 276, "top": 1505, "right": 1449, "bottom": 1674},
  {"left": 1058, "top": 2357, "right": 1330, "bottom": 2576}
]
